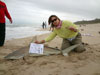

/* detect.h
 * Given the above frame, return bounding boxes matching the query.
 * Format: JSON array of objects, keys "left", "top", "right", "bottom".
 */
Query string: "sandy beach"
[{"left": 0, "top": 23, "right": 100, "bottom": 75}]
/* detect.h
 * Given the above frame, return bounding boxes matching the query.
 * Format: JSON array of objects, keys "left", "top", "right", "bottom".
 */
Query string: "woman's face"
[{"left": 51, "top": 17, "right": 60, "bottom": 26}]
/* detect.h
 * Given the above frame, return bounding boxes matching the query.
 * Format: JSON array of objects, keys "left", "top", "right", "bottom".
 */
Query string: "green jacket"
[{"left": 45, "top": 20, "right": 78, "bottom": 42}]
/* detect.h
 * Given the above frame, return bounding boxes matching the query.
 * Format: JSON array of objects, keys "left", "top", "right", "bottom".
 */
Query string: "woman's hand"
[
  {"left": 69, "top": 27, "right": 77, "bottom": 32},
  {"left": 35, "top": 40, "right": 45, "bottom": 44},
  {"left": 34, "top": 41, "right": 40, "bottom": 44}
]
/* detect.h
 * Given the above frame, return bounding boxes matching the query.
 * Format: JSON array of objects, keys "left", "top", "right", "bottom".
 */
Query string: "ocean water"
[{"left": 6, "top": 24, "right": 50, "bottom": 40}]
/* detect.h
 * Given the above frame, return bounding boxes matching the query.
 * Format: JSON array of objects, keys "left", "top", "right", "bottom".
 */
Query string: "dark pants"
[
  {"left": 0, "top": 23, "right": 5, "bottom": 46},
  {"left": 61, "top": 33, "right": 85, "bottom": 52}
]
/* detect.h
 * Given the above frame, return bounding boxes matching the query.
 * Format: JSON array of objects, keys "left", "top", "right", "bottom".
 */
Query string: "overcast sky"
[{"left": 3, "top": 0, "right": 100, "bottom": 25}]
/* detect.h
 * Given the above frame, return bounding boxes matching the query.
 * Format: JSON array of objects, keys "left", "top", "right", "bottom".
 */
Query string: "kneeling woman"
[{"left": 35, "top": 15, "right": 85, "bottom": 53}]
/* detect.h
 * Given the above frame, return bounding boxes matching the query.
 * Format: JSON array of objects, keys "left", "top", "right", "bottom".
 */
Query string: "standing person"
[
  {"left": 42, "top": 22, "right": 45, "bottom": 29},
  {"left": 44, "top": 21, "right": 47, "bottom": 29},
  {"left": 35, "top": 15, "right": 85, "bottom": 53},
  {"left": 0, "top": 0, "right": 12, "bottom": 46}
]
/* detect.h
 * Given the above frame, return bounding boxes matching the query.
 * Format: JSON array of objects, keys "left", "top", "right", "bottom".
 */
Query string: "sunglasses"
[{"left": 51, "top": 18, "right": 57, "bottom": 23}]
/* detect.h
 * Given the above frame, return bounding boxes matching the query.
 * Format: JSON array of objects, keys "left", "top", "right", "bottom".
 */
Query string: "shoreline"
[{"left": 6, "top": 26, "right": 50, "bottom": 40}]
